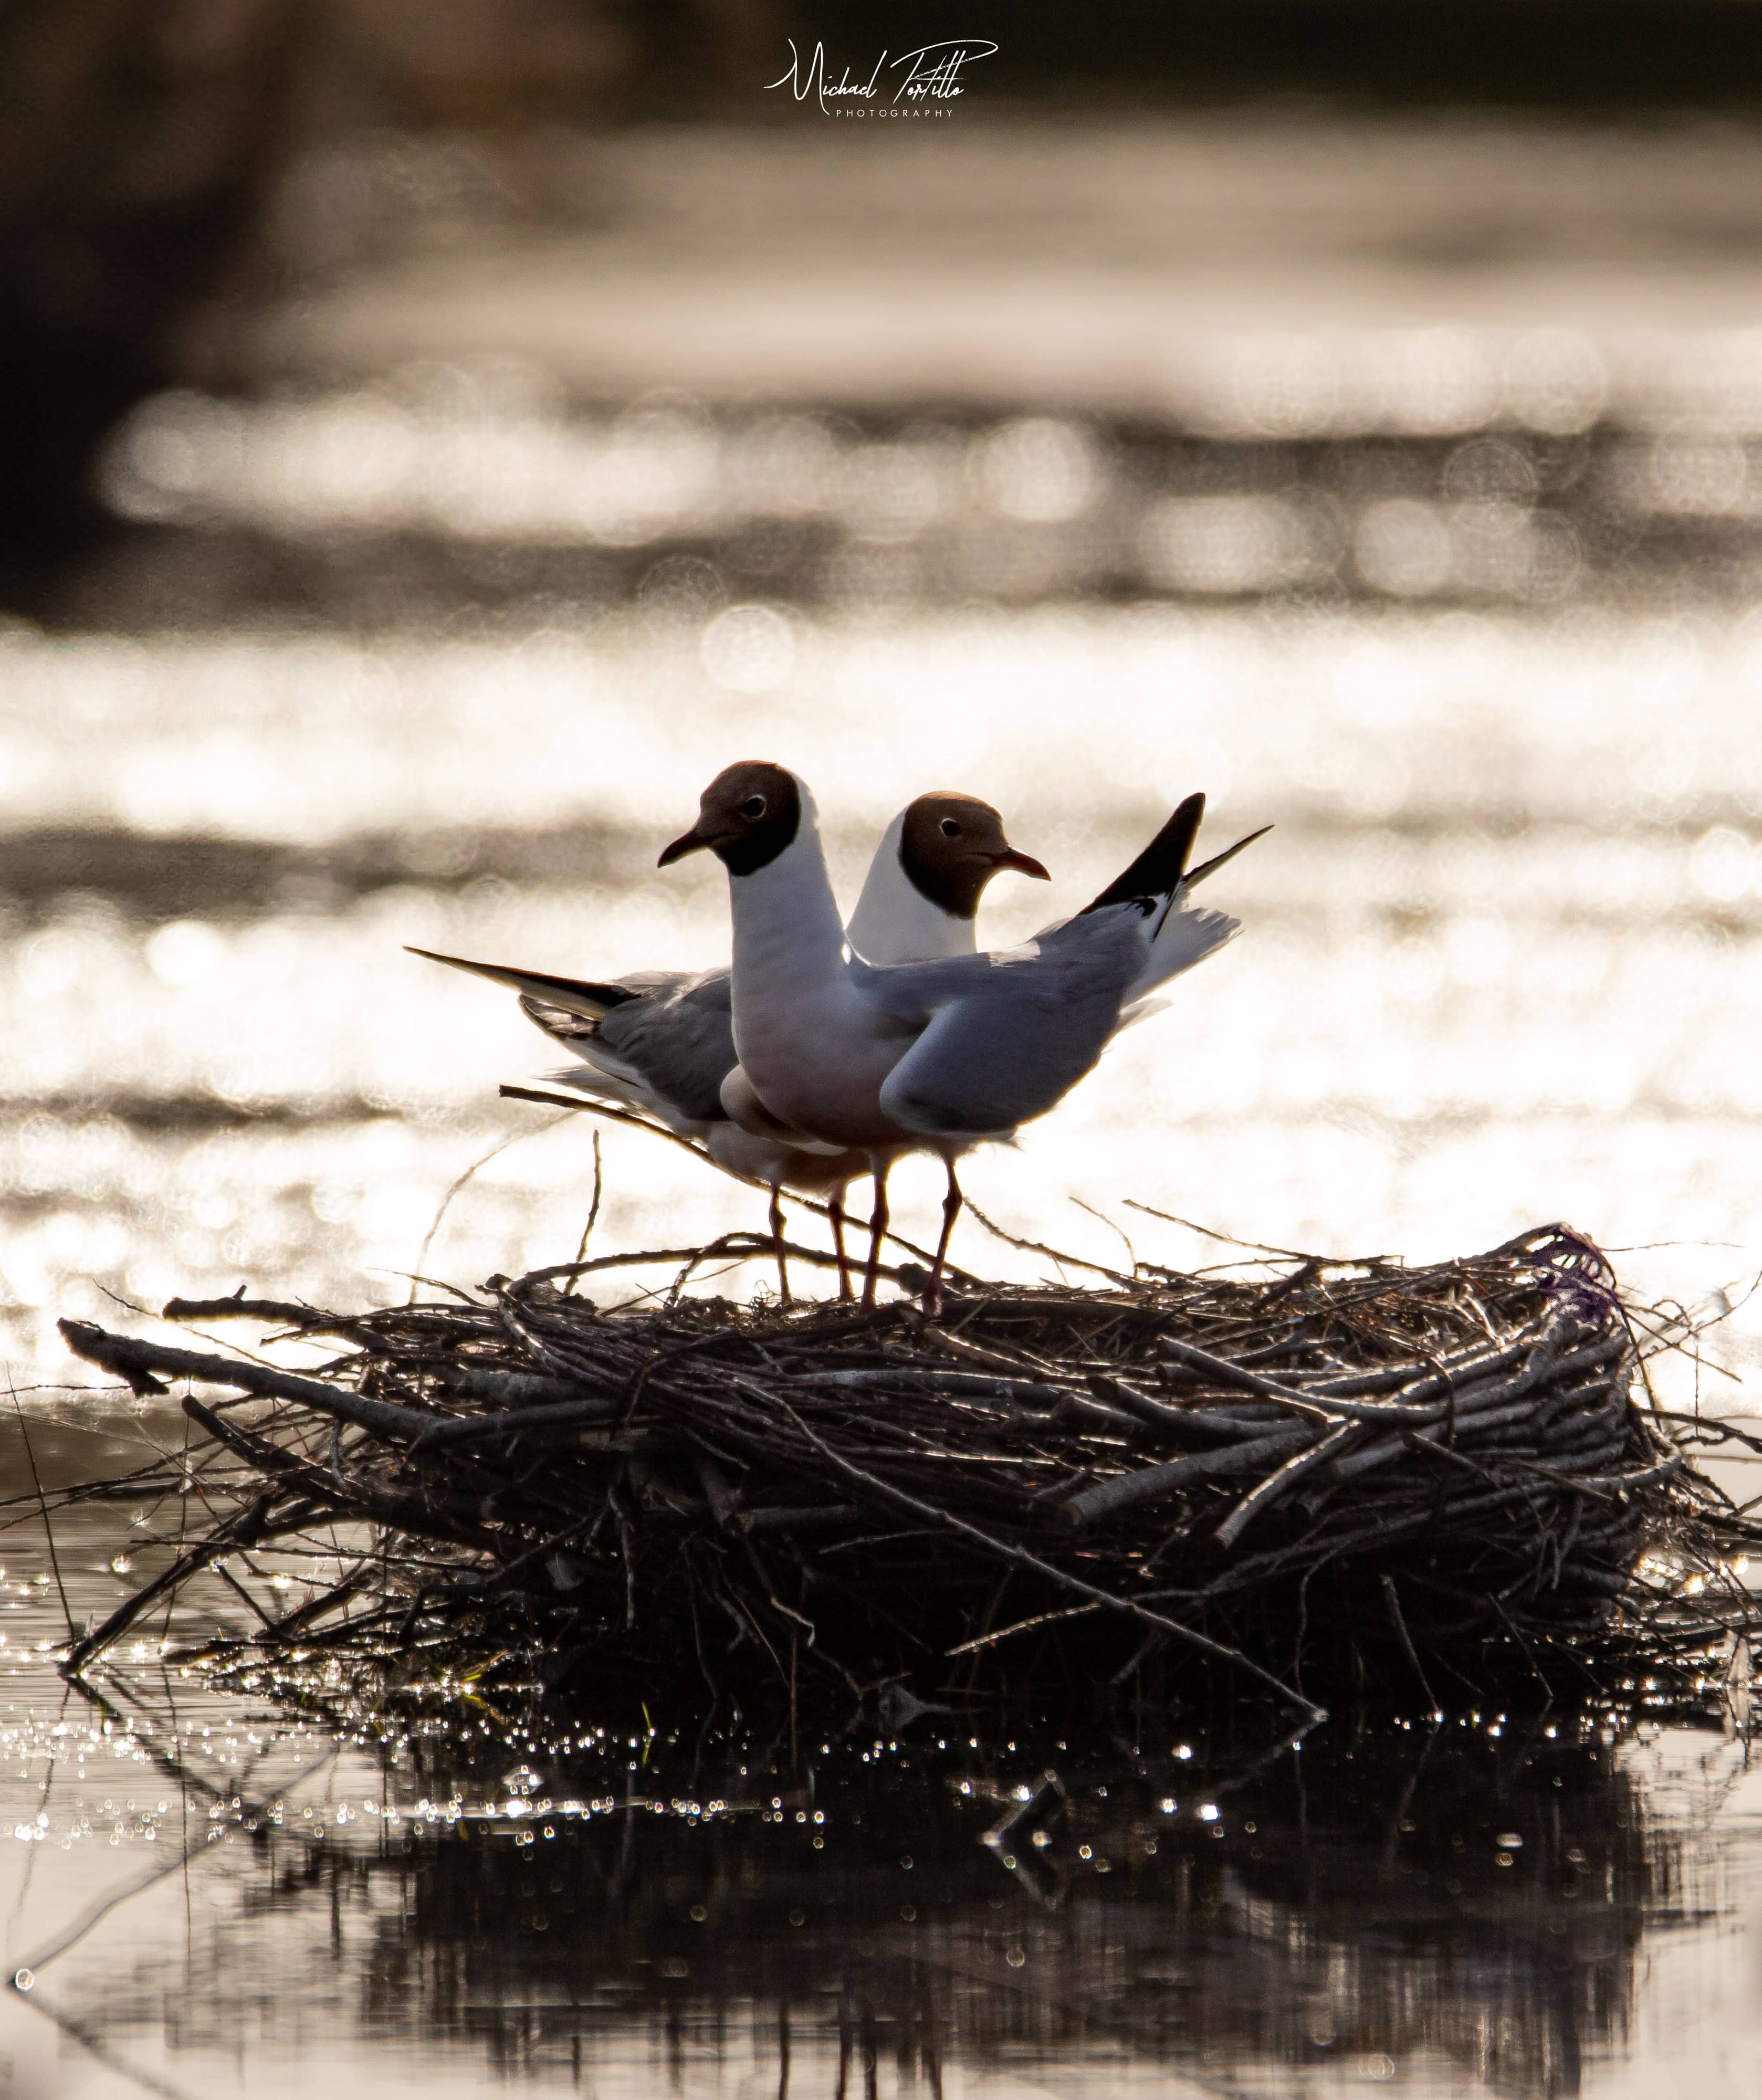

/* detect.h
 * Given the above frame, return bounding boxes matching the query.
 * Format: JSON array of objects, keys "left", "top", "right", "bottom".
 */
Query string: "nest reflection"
[{"left": 37, "top": 1689, "right": 1694, "bottom": 2100}]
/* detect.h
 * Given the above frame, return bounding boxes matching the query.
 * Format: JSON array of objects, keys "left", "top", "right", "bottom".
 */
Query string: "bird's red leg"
[
  {"left": 768, "top": 1183, "right": 791, "bottom": 1305},
  {"left": 861, "top": 1158, "right": 892, "bottom": 1308},
  {"left": 828, "top": 1183, "right": 853, "bottom": 1300},
  {"left": 925, "top": 1158, "right": 962, "bottom": 1317}
]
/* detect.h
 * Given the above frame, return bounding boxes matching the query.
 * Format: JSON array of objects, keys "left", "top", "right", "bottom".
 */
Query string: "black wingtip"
[
  {"left": 405, "top": 947, "right": 641, "bottom": 1010},
  {"left": 1183, "top": 822, "right": 1273, "bottom": 891},
  {"left": 1081, "top": 793, "right": 1207, "bottom": 915}
]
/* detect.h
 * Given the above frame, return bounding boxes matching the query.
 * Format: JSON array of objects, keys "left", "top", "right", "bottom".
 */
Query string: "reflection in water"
[{"left": 3, "top": 1656, "right": 1716, "bottom": 2100}]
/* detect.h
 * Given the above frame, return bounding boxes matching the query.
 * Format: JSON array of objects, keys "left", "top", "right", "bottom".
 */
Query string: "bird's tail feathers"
[{"left": 1126, "top": 903, "right": 1241, "bottom": 1004}]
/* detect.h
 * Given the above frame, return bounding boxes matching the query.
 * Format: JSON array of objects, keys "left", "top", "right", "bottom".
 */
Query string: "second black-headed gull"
[
  {"left": 660, "top": 761, "right": 1267, "bottom": 1309},
  {"left": 408, "top": 792, "right": 1050, "bottom": 1297}
]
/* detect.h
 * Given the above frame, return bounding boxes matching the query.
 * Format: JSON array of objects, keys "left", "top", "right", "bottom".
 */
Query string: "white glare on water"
[{"left": 3, "top": 602, "right": 1762, "bottom": 1438}]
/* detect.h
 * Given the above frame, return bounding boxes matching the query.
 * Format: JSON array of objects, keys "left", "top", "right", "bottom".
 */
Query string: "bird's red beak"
[
  {"left": 658, "top": 822, "right": 711, "bottom": 867},
  {"left": 986, "top": 846, "right": 1051, "bottom": 881}
]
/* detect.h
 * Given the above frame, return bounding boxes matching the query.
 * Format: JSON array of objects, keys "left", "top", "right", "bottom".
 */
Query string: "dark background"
[{"left": 5, "top": 0, "right": 1761, "bottom": 595}]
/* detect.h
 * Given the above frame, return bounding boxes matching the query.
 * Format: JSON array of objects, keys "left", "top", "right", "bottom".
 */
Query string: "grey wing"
[
  {"left": 844, "top": 944, "right": 998, "bottom": 1024},
  {"left": 591, "top": 968, "right": 737, "bottom": 1124},
  {"left": 875, "top": 904, "right": 1152, "bottom": 1139}
]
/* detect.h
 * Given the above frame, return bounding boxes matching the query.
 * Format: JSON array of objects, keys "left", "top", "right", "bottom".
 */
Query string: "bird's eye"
[
  {"left": 940, "top": 817, "right": 960, "bottom": 837},
  {"left": 741, "top": 794, "right": 767, "bottom": 818}
]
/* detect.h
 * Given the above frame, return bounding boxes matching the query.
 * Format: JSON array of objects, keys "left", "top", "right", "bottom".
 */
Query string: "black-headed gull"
[
  {"left": 659, "top": 761, "right": 1266, "bottom": 1309},
  {"left": 408, "top": 792, "right": 1050, "bottom": 1297}
]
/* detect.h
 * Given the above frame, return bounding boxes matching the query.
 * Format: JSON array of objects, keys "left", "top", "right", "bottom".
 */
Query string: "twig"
[
  {"left": 741, "top": 1381, "right": 1327, "bottom": 1723},
  {"left": 412, "top": 1117, "right": 566, "bottom": 1306},
  {"left": 565, "top": 1130, "right": 604, "bottom": 1297},
  {"left": 1381, "top": 1574, "right": 1442, "bottom": 1718},
  {"left": 962, "top": 1198, "right": 1132, "bottom": 1283},
  {"left": 1060, "top": 1428, "right": 1315, "bottom": 1529},
  {"left": 1216, "top": 1422, "right": 1359, "bottom": 1549},
  {"left": 10, "top": 1389, "right": 74, "bottom": 1647}
]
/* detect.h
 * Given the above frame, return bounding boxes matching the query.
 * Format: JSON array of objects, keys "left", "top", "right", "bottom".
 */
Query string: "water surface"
[{"left": 8, "top": 111, "right": 1762, "bottom": 2094}]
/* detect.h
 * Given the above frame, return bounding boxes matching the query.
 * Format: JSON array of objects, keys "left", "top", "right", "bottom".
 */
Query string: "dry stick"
[
  {"left": 64, "top": 1492, "right": 282, "bottom": 1674},
  {"left": 1215, "top": 1422, "right": 1360, "bottom": 1550},
  {"left": 10, "top": 1390, "right": 74, "bottom": 1647},
  {"left": 962, "top": 1197, "right": 1132, "bottom": 1284},
  {"left": 75, "top": 1338, "right": 516, "bottom": 1550},
  {"left": 263, "top": 1568, "right": 376, "bottom": 1644},
  {"left": 565, "top": 1129, "right": 604, "bottom": 1298},
  {"left": 406, "top": 1397, "right": 625, "bottom": 1448},
  {"left": 163, "top": 1296, "right": 348, "bottom": 1331},
  {"left": 946, "top": 1599, "right": 1105, "bottom": 1658},
  {"left": 792, "top": 1367, "right": 1071, "bottom": 1408},
  {"left": 741, "top": 1382, "right": 1326, "bottom": 1723},
  {"left": 446, "top": 1368, "right": 583, "bottom": 1405},
  {"left": 1087, "top": 1372, "right": 1289, "bottom": 1444},
  {"left": 1157, "top": 1339, "right": 1337, "bottom": 1422},
  {"left": 1123, "top": 1199, "right": 1335, "bottom": 1265},
  {"left": 1060, "top": 1427, "right": 1315, "bottom": 1530},
  {"left": 211, "top": 1561, "right": 278, "bottom": 1633},
  {"left": 1072, "top": 1195, "right": 1140, "bottom": 1278},
  {"left": 180, "top": 1393, "right": 312, "bottom": 1487},
  {"left": 411, "top": 1116, "right": 567, "bottom": 1307},
  {"left": 1381, "top": 1573, "right": 1442, "bottom": 1717},
  {"left": 913, "top": 1321, "right": 1064, "bottom": 1379},
  {"left": 1303, "top": 1330, "right": 1539, "bottom": 1400},
  {"left": 174, "top": 1394, "right": 506, "bottom": 1568},
  {"left": 1160, "top": 1325, "right": 1616, "bottom": 1432},
  {"left": 1201, "top": 1462, "right": 1666, "bottom": 1592},
  {"left": 1335, "top": 1323, "right": 1613, "bottom": 1418},
  {"left": 1332, "top": 1386, "right": 1617, "bottom": 1487},
  {"left": 59, "top": 1321, "right": 443, "bottom": 1443},
  {"left": 518, "top": 1235, "right": 924, "bottom": 1294}
]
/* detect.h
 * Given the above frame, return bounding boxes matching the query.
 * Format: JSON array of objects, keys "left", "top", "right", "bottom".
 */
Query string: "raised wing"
[
  {"left": 871, "top": 902, "right": 1153, "bottom": 1139},
  {"left": 1081, "top": 793, "right": 1205, "bottom": 917},
  {"left": 1068, "top": 793, "right": 1268, "bottom": 1012},
  {"left": 1078, "top": 795, "right": 1268, "bottom": 921}
]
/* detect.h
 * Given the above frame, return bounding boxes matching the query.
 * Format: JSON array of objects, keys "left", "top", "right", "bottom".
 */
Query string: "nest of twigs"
[{"left": 57, "top": 1222, "right": 1762, "bottom": 1726}]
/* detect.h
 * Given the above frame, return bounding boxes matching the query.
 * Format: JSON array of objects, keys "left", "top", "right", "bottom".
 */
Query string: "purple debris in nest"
[{"left": 1529, "top": 1224, "right": 1624, "bottom": 1324}]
